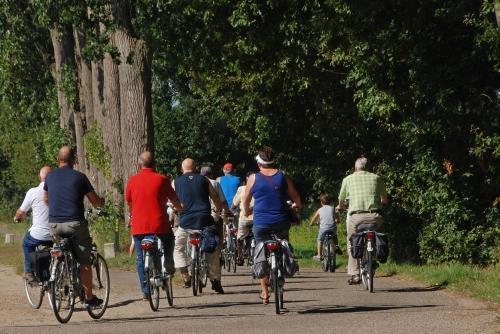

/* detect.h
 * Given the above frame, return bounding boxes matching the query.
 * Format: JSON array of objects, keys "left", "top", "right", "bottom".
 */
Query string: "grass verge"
[
  {"left": 378, "top": 262, "right": 500, "bottom": 305},
  {"left": 0, "top": 233, "right": 24, "bottom": 275}
]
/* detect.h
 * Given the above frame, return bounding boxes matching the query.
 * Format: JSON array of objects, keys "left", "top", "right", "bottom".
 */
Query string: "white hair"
[{"left": 355, "top": 157, "right": 368, "bottom": 170}]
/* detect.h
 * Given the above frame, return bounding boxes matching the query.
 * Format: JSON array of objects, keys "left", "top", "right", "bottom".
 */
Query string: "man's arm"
[
  {"left": 379, "top": 178, "right": 389, "bottom": 205},
  {"left": 285, "top": 175, "right": 302, "bottom": 209},
  {"left": 86, "top": 191, "right": 104, "bottom": 207},
  {"left": 14, "top": 209, "right": 26, "bottom": 222},
  {"left": 309, "top": 209, "right": 319, "bottom": 226},
  {"left": 208, "top": 182, "right": 222, "bottom": 212},
  {"left": 337, "top": 178, "right": 347, "bottom": 210},
  {"left": 15, "top": 189, "right": 32, "bottom": 222},
  {"left": 163, "top": 179, "right": 183, "bottom": 212},
  {"left": 243, "top": 173, "right": 255, "bottom": 216}
]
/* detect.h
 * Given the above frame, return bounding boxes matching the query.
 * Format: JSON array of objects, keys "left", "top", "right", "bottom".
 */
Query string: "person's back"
[
  {"left": 252, "top": 171, "right": 288, "bottom": 227},
  {"left": 45, "top": 166, "right": 92, "bottom": 222},
  {"left": 340, "top": 171, "right": 385, "bottom": 214},
  {"left": 318, "top": 205, "right": 335, "bottom": 229},
  {"left": 126, "top": 168, "right": 175, "bottom": 235},
  {"left": 220, "top": 174, "right": 240, "bottom": 207},
  {"left": 175, "top": 172, "right": 212, "bottom": 230}
]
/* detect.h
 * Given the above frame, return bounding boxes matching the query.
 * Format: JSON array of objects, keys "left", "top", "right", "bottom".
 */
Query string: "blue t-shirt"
[
  {"left": 44, "top": 166, "right": 94, "bottom": 223},
  {"left": 220, "top": 174, "right": 240, "bottom": 206},
  {"left": 252, "top": 171, "right": 289, "bottom": 227},
  {"left": 174, "top": 173, "right": 213, "bottom": 230}
]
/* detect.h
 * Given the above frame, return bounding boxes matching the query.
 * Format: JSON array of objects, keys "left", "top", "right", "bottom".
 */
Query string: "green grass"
[
  {"left": 0, "top": 233, "right": 24, "bottom": 275},
  {"left": 378, "top": 262, "right": 500, "bottom": 305}
]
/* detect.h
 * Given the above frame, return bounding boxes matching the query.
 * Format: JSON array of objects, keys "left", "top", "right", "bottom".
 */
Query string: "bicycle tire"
[
  {"left": 321, "top": 241, "right": 329, "bottom": 272},
  {"left": 360, "top": 255, "right": 368, "bottom": 290},
  {"left": 367, "top": 250, "right": 374, "bottom": 293},
  {"left": 329, "top": 239, "right": 336, "bottom": 273},
  {"left": 191, "top": 259, "right": 198, "bottom": 296},
  {"left": 50, "top": 259, "right": 75, "bottom": 323},
  {"left": 87, "top": 254, "right": 110, "bottom": 319},
  {"left": 165, "top": 275, "right": 174, "bottom": 307},
  {"left": 145, "top": 252, "right": 160, "bottom": 311},
  {"left": 24, "top": 279, "right": 43, "bottom": 309},
  {"left": 273, "top": 267, "right": 280, "bottom": 315}
]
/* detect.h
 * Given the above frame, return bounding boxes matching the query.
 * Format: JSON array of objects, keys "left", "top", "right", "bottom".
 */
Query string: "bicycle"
[
  {"left": 239, "top": 226, "right": 255, "bottom": 266},
  {"left": 265, "top": 234, "right": 286, "bottom": 315},
  {"left": 357, "top": 228, "right": 377, "bottom": 293},
  {"left": 321, "top": 232, "right": 336, "bottom": 273},
  {"left": 24, "top": 244, "right": 53, "bottom": 309},
  {"left": 48, "top": 210, "right": 110, "bottom": 323},
  {"left": 140, "top": 235, "right": 174, "bottom": 311},
  {"left": 222, "top": 218, "right": 238, "bottom": 273},
  {"left": 188, "top": 231, "right": 208, "bottom": 296}
]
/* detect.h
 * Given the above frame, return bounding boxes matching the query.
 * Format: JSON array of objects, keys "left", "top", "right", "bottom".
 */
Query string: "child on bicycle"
[{"left": 310, "top": 193, "right": 339, "bottom": 260}]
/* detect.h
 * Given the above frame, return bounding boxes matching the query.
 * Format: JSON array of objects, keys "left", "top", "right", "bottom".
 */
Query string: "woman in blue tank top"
[{"left": 242, "top": 146, "right": 302, "bottom": 304}]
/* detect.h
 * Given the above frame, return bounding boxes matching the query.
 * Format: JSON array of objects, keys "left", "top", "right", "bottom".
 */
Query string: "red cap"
[{"left": 223, "top": 162, "right": 233, "bottom": 171}]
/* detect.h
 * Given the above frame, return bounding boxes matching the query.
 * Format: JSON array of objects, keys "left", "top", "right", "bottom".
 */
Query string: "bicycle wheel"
[
  {"left": 191, "top": 260, "right": 198, "bottom": 296},
  {"left": 367, "top": 251, "right": 374, "bottom": 293},
  {"left": 87, "top": 254, "right": 110, "bottom": 319},
  {"left": 50, "top": 260, "right": 75, "bottom": 323},
  {"left": 231, "top": 242, "right": 237, "bottom": 273},
  {"left": 164, "top": 275, "right": 174, "bottom": 307},
  {"left": 360, "top": 254, "right": 368, "bottom": 290},
  {"left": 272, "top": 268, "right": 280, "bottom": 315},
  {"left": 328, "top": 239, "right": 336, "bottom": 273},
  {"left": 145, "top": 252, "right": 160, "bottom": 311},
  {"left": 24, "top": 278, "right": 44, "bottom": 309},
  {"left": 321, "top": 241, "right": 329, "bottom": 272}
]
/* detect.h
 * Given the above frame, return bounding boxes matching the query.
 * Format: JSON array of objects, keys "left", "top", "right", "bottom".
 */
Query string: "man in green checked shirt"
[{"left": 337, "top": 157, "right": 389, "bottom": 284}]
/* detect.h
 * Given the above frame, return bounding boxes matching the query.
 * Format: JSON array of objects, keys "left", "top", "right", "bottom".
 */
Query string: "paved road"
[{"left": 0, "top": 264, "right": 498, "bottom": 334}]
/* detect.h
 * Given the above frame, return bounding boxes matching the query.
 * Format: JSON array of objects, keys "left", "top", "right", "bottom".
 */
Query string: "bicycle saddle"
[{"left": 357, "top": 223, "right": 376, "bottom": 232}]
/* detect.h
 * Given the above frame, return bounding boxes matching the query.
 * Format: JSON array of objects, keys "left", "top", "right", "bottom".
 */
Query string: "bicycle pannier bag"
[
  {"left": 30, "top": 248, "right": 51, "bottom": 281},
  {"left": 252, "top": 242, "right": 270, "bottom": 278},
  {"left": 375, "top": 233, "right": 389, "bottom": 263},
  {"left": 281, "top": 240, "right": 299, "bottom": 277},
  {"left": 200, "top": 227, "right": 219, "bottom": 253},
  {"left": 349, "top": 232, "right": 365, "bottom": 259}
]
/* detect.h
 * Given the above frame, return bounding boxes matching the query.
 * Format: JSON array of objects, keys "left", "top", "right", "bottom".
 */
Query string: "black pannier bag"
[
  {"left": 280, "top": 240, "right": 298, "bottom": 278},
  {"left": 349, "top": 232, "right": 365, "bottom": 259},
  {"left": 200, "top": 227, "right": 220, "bottom": 253},
  {"left": 30, "top": 248, "right": 51, "bottom": 281},
  {"left": 375, "top": 233, "right": 389, "bottom": 263}
]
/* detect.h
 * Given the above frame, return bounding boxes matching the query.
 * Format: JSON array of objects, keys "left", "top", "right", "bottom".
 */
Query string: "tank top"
[
  {"left": 252, "top": 171, "right": 288, "bottom": 226},
  {"left": 318, "top": 205, "right": 335, "bottom": 229}
]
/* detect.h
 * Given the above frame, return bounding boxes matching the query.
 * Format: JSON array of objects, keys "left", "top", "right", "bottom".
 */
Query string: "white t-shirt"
[{"left": 19, "top": 182, "right": 52, "bottom": 241}]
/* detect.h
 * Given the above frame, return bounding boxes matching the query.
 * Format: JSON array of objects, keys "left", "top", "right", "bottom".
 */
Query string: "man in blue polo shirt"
[
  {"left": 217, "top": 162, "right": 241, "bottom": 209},
  {"left": 44, "top": 146, "right": 104, "bottom": 306}
]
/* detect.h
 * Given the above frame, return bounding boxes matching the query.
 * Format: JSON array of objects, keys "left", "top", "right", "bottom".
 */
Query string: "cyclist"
[
  {"left": 232, "top": 172, "right": 254, "bottom": 265},
  {"left": 43, "top": 146, "right": 104, "bottom": 306},
  {"left": 173, "top": 159, "right": 225, "bottom": 293},
  {"left": 337, "top": 157, "right": 388, "bottom": 285},
  {"left": 217, "top": 162, "right": 240, "bottom": 213},
  {"left": 310, "top": 193, "right": 339, "bottom": 261},
  {"left": 243, "top": 146, "right": 302, "bottom": 304},
  {"left": 14, "top": 166, "right": 53, "bottom": 282},
  {"left": 125, "top": 151, "right": 183, "bottom": 300}
]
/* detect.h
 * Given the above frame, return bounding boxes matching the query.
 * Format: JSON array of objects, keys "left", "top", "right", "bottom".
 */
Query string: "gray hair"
[{"left": 355, "top": 157, "right": 368, "bottom": 171}]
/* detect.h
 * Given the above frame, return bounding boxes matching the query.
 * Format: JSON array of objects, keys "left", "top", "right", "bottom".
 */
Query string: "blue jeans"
[
  {"left": 22, "top": 232, "right": 51, "bottom": 273},
  {"left": 317, "top": 227, "right": 336, "bottom": 241},
  {"left": 134, "top": 233, "right": 175, "bottom": 294}
]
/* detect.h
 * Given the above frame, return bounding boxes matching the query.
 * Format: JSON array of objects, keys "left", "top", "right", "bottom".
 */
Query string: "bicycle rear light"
[
  {"left": 189, "top": 238, "right": 201, "bottom": 246},
  {"left": 265, "top": 242, "right": 280, "bottom": 251},
  {"left": 366, "top": 231, "right": 375, "bottom": 240},
  {"left": 141, "top": 241, "right": 155, "bottom": 250},
  {"left": 50, "top": 249, "right": 62, "bottom": 257}
]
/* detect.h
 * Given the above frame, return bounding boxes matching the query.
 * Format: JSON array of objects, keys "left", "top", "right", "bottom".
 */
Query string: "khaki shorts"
[{"left": 50, "top": 220, "right": 92, "bottom": 265}]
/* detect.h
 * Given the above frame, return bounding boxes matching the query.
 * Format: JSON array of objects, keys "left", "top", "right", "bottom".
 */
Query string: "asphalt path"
[{"left": 0, "top": 264, "right": 498, "bottom": 334}]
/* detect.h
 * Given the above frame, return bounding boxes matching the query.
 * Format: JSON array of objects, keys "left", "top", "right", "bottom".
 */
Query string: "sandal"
[{"left": 260, "top": 292, "right": 270, "bottom": 305}]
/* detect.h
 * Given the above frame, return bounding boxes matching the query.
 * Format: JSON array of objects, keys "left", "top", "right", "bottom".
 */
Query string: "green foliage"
[
  {"left": 88, "top": 201, "right": 127, "bottom": 251},
  {"left": 83, "top": 124, "right": 111, "bottom": 178}
]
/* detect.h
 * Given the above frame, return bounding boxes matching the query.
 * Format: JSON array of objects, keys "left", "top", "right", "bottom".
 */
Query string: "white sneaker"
[{"left": 313, "top": 255, "right": 321, "bottom": 261}]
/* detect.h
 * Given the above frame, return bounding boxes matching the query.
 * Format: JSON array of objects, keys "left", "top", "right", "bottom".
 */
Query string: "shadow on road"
[
  {"left": 298, "top": 304, "right": 442, "bottom": 314},
  {"left": 376, "top": 285, "right": 444, "bottom": 293},
  {"left": 107, "top": 298, "right": 141, "bottom": 308}
]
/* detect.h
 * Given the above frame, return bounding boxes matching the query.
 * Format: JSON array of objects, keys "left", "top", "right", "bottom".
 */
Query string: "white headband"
[{"left": 255, "top": 155, "right": 274, "bottom": 166}]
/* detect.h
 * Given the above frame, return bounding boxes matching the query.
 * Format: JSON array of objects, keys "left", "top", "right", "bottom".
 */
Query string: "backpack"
[
  {"left": 30, "top": 248, "right": 51, "bottom": 281},
  {"left": 200, "top": 227, "right": 220, "bottom": 253},
  {"left": 349, "top": 232, "right": 365, "bottom": 259},
  {"left": 375, "top": 233, "right": 389, "bottom": 263}
]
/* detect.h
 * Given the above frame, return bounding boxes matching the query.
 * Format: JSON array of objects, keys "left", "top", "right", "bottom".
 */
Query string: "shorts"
[
  {"left": 49, "top": 220, "right": 92, "bottom": 265},
  {"left": 237, "top": 220, "right": 253, "bottom": 239},
  {"left": 253, "top": 222, "right": 289, "bottom": 243},
  {"left": 317, "top": 227, "right": 336, "bottom": 242}
]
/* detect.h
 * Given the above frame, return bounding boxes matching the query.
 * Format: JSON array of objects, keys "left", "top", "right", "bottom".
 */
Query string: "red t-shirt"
[{"left": 125, "top": 168, "right": 177, "bottom": 235}]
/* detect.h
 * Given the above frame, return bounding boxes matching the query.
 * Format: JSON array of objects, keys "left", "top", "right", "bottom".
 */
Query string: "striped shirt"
[{"left": 338, "top": 171, "right": 387, "bottom": 214}]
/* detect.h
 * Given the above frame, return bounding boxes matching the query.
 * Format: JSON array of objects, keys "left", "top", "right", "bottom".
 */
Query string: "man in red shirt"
[{"left": 125, "top": 151, "right": 182, "bottom": 299}]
